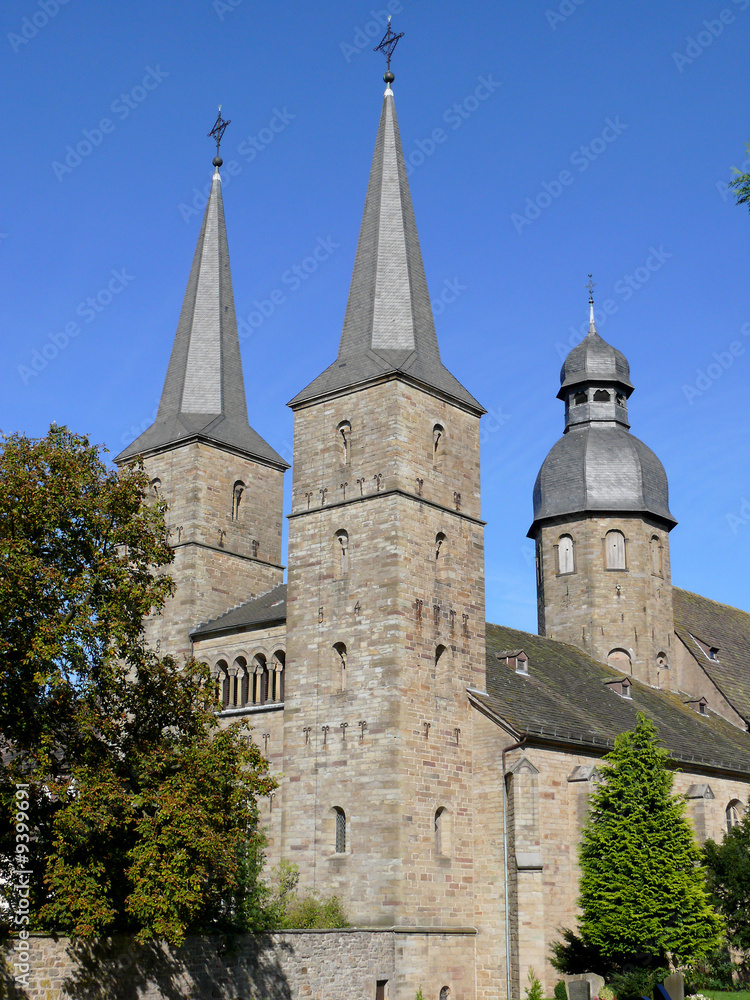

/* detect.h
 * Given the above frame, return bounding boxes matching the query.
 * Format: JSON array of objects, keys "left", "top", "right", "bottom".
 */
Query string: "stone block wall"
[
  {"left": 1, "top": 929, "right": 476, "bottom": 1000},
  {"left": 283, "top": 378, "right": 485, "bottom": 928},
  {"left": 129, "top": 441, "right": 285, "bottom": 656},
  {"left": 536, "top": 514, "right": 674, "bottom": 687}
]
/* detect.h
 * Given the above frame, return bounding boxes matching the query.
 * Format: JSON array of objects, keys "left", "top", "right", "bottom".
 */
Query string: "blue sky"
[{"left": 1, "top": 0, "right": 749, "bottom": 633}]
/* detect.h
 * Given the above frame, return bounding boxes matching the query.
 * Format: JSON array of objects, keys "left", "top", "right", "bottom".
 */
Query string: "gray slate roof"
[
  {"left": 530, "top": 423, "right": 676, "bottom": 531},
  {"left": 476, "top": 622, "right": 750, "bottom": 776},
  {"left": 673, "top": 587, "right": 750, "bottom": 726},
  {"left": 191, "top": 583, "right": 288, "bottom": 638},
  {"left": 116, "top": 169, "right": 287, "bottom": 469},
  {"left": 288, "top": 89, "right": 483, "bottom": 415},
  {"left": 558, "top": 323, "right": 634, "bottom": 398}
]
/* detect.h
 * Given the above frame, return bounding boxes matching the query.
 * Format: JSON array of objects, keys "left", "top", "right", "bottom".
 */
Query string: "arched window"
[
  {"left": 435, "top": 531, "right": 446, "bottom": 577},
  {"left": 607, "top": 648, "right": 632, "bottom": 675},
  {"left": 434, "top": 806, "right": 451, "bottom": 856},
  {"left": 150, "top": 477, "right": 161, "bottom": 497},
  {"left": 433, "top": 423, "right": 445, "bottom": 464},
  {"left": 656, "top": 652, "right": 669, "bottom": 680},
  {"left": 234, "top": 656, "right": 249, "bottom": 707},
  {"left": 251, "top": 654, "right": 268, "bottom": 705},
  {"left": 216, "top": 659, "right": 230, "bottom": 709},
  {"left": 650, "top": 535, "right": 663, "bottom": 577},
  {"left": 440, "top": 988, "right": 452, "bottom": 1000},
  {"left": 727, "top": 800, "right": 742, "bottom": 832},
  {"left": 231, "top": 480, "right": 245, "bottom": 521},
  {"left": 435, "top": 644, "right": 448, "bottom": 673},
  {"left": 335, "top": 529, "right": 349, "bottom": 578},
  {"left": 605, "top": 530, "right": 626, "bottom": 570},
  {"left": 337, "top": 420, "right": 351, "bottom": 465},
  {"left": 616, "top": 393, "right": 627, "bottom": 407},
  {"left": 557, "top": 534, "right": 575, "bottom": 575},
  {"left": 573, "top": 391, "right": 587, "bottom": 405},
  {"left": 334, "top": 807, "right": 346, "bottom": 853},
  {"left": 593, "top": 389, "right": 610, "bottom": 402},
  {"left": 270, "top": 650, "right": 285, "bottom": 702},
  {"left": 333, "top": 642, "right": 347, "bottom": 692}
]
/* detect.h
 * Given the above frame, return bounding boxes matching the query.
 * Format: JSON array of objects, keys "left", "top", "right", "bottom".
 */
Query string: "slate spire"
[
  {"left": 116, "top": 161, "right": 286, "bottom": 468},
  {"left": 289, "top": 76, "right": 482, "bottom": 413}
]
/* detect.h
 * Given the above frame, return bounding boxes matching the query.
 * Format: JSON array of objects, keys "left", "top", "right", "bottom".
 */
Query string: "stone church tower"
[
  {"left": 115, "top": 158, "right": 288, "bottom": 658},
  {"left": 281, "top": 70, "right": 486, "bottom": 927},
  {"left": 529, "top": 296, "right": 677, "bottom": 687}
]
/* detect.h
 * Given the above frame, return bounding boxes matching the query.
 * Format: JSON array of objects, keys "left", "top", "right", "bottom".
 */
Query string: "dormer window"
[
  {"left": 496, "top": 649, "right": 528, "bottom": 674},
  {"left": 686, "top": 697, "right": 709, "bottom": 716},
  {"left": 605, "top": 677, "right": 632, "bottom": 699},
  {"left": 691, "top": 635, "right": 720, "bottom": 662}
]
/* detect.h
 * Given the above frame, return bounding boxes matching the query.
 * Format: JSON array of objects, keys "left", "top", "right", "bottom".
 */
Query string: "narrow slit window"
[
  {"left": 334, "top": 807, "right": 346, "bottom": 853},
  {"left": 336, "top": 529, "right": 349, "bottom": 577},
  {"left": 433, "top": 423, "right": 445, "bottom": 463},
  {"left": 232, "top": 480, "right": 245, "bottom": 521},
  {"left": 337, "top": 421, "right": 351, "bottom": 465},
  {"left": 333, "top": 642, "right": 347, "bottom": 692}
]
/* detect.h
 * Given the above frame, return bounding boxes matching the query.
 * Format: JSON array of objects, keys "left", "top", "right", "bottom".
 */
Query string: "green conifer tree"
[{"left": 577, "top": 714, "right": 723, "bottom": 971}]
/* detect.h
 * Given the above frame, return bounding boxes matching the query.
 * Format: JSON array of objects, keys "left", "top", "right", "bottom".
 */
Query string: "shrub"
[
  {"left": 525, "top": 967, "right": 545, "bottom": 1000},
  {"left": 554, "top": 981, "right": 568, "bottom": 1000}
]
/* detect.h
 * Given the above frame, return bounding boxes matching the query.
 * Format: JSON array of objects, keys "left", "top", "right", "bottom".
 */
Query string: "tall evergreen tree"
[{"left": 576, "top": 714, "right": 723, "bottom": 971}]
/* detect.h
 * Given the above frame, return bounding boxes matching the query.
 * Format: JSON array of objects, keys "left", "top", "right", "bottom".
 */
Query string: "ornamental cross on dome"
[
  {"left": 374, "top": 16, "right": 404, "bottom": 73},
  {"left": 208, "top": 106, "right": 231, "bottom": 164},
  {"left": 586, "top": 273, "right": 597, "bottom": 304}
]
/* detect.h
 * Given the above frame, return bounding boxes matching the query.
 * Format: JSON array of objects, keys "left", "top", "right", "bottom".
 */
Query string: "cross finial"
[
  {"left": 208, "top": 105, "right": 231, "bottom": 168},
  {"left": 374, "top": 16, "right": 404, "bottom": 85}
]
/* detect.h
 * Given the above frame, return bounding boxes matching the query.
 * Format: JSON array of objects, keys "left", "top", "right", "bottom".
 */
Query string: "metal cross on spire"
[
  {"left": 208, "top": 106, "right": 231, "bottom": 167},
  {"left": 374, "top": 16, "right": 404, "bottom": 81},
  {"left": 585, "top": 274, "right": 597, "bottom": 304}
]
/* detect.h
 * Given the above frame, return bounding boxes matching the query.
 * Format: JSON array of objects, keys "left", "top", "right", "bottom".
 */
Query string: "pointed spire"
[
  {"left": 116, "top": 128, "right": 287, "bottom": 468},
  {"left": 289, "top": 55, "right": 482, "bottom": 413}
]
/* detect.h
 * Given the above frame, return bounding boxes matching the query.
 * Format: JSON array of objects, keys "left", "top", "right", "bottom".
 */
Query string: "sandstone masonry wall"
[{"left": 1, "top": 929, "right": 476, "bottom": 1000}]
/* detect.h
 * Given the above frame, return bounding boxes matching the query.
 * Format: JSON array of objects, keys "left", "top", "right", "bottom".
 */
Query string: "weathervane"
[
  {"left": 585, "top": 273, "right": 597, "bottom": 305},
  {"left": 374, "top": 16, "right": 404, "bottom": 82},
  {"left": 208, "top": 105, "right": 231, "bottom": 167}
]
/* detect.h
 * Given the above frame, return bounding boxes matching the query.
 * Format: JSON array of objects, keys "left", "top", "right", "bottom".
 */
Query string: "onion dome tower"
[{"left": 528, "top": 282, "right": 676, "bottom": 688}]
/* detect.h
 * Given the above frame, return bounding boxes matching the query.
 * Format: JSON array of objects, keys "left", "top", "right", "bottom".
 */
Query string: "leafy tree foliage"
[
  {"left": 729, "top": 140, "right": 750, "bottom": 212},
  {"left": 552, "top": 714, "right": 723, "bottom": 977},
  {"left": 703, "top": 799, "right": 750, "bottom": 957},
  {"left": 0, "top": 427, "right": 276, "bottom": 944}
]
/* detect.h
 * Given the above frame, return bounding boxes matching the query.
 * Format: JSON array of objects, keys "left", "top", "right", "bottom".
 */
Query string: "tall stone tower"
[
  {"left": 529, "top": 293, "right": 677, "bottom": 687},
  {"left": 281, "top": 67, "right": 486, "bottom": 928},
  {"left": 115, "top": 150, "right": 288, "bottom": 657}
]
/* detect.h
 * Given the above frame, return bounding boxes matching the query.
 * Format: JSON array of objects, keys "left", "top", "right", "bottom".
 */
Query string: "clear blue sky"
[{"left": 2, "top": 1, "right": 749, "bottom": 633}]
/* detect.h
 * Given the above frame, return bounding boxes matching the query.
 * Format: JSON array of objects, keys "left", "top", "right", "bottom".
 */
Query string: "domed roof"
[
  {"left": 558, "top": 326, "right": 634, "bottom": 398},
  {"left": 530, "top": 424, "right": 676, "bottom": 531}
]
